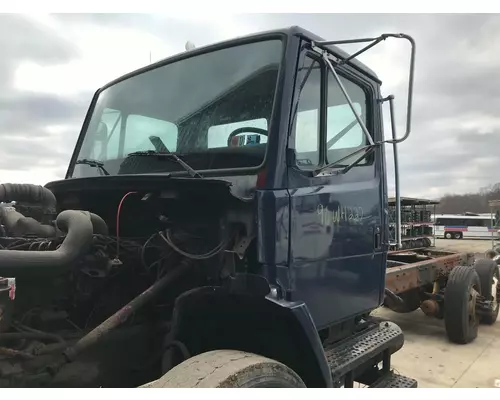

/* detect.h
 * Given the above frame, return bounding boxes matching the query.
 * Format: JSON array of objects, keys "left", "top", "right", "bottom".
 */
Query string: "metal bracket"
[
  {"left": 311, "top": 33, "right": 416, "bottom": 146},
  {"left": 310, "top": 42, "right": 374, "bottom": 147},
  {"left": 231, "top": 235, "right": 254, "bottom": 259}
]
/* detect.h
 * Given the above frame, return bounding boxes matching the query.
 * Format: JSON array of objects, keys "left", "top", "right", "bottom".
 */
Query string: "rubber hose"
[
  {"left": 1, "top": 208, "right": 108, "bottom": 238},
  {"left": 0, "top": 184, "right": 57, "bottom": 213},
  {"left": 14, "top": 217, "right": 57, "bottom": 237},
  {"left": 0, "top": 208, "right": 56, "bottom": 238},
  {"left": 87, "top": 212, "right": 109, "bottom": 235},
  {"left": 0, "top": 210, "right": 94, "bottom": 276}
]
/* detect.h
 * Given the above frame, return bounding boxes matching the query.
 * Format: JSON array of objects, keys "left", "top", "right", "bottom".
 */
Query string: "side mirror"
[{"left": 315, "top": 33, "right": 415, "bottom": 145}]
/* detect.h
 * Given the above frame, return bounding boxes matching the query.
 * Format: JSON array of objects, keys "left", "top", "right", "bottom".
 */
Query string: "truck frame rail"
[{"left": 383, "top": 248, "right": 499, "bottom": 345}]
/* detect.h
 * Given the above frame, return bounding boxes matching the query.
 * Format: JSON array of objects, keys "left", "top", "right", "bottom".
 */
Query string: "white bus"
[{"left": 433, "top": 214, "right": 499, "bottom": 239}]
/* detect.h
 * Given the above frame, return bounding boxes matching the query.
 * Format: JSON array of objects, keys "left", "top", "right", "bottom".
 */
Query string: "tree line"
[{"left": 435, "top": 183, "right": 500, "bottom": 214}]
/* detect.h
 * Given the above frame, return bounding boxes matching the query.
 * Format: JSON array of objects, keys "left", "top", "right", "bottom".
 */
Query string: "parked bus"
[{"left": 433, "top": 214, "right": 499, "bottom": 239}]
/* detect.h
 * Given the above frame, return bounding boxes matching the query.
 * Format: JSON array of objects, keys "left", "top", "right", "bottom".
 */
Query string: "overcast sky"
[{"left": 0, "top": 13, "right": 498, "bottom": 199}]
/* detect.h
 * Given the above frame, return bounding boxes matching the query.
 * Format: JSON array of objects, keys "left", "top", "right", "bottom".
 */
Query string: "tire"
[
  {"left": 485, "top": 249, "right": 497, "bottom": 260},
  {"left": 141, "top": 350, "right": 306, "bottom": 388},
  {"left": 423, "top": 238, "right": 432, "bottom": 247},
  {"left": 444, "top": 265, "right": 481, "bottom": 344},
  {"left": 445, "top": 232, "right": 453, "bottom": 239},
  {"left": 474, "top": 258, "right": 500, "bottom": 324},
  {"left": 453, "top": 232, "right": 462, "bottom": 239}
]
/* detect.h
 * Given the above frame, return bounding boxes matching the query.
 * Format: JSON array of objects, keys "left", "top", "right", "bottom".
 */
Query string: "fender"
[{"left": 166, "top": 273, "right": 333, "bottom": 388}]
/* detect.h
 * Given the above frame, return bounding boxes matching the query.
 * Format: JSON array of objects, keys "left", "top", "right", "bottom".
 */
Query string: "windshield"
[{"left": 71, "top": 39, "right": 283, "bottom": 178}]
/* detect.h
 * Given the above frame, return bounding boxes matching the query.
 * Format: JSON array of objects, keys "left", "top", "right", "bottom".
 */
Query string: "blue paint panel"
[
  {"left": 287, "top": 174, "right": 385, "bottom": 327},
  {"left": 283, "top": 43, "right": 387, "bottom": 328},
  {"left": 256, "top": 189, "right": 290, "bottom": 273},
  {"left": 266, "top": 296, "right": 333, "bottom": 387}
]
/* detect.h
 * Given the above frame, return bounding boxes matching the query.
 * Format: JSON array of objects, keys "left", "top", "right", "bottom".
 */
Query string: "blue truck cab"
[{"left": 24, "top": 26, "right": 419, "bottom": 387}]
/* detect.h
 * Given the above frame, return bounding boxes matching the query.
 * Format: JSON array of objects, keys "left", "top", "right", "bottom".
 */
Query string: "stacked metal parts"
[{"left": 387, "top": 197, "right": 438, "bottom": 250}]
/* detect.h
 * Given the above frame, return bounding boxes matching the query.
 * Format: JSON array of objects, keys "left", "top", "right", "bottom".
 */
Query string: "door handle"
[{"left": 374, "top": 226, "right": 381, "bottom": 250}]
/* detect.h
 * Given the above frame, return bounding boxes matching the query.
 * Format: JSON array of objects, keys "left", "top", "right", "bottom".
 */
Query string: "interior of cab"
[{"left": 114, "top": 65, "right": 277, "bottom": 175}]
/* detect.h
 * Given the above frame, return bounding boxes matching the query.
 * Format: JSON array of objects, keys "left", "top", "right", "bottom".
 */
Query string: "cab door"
[{"left": 286, "top": 47, "right": 387, "bottom": 328}]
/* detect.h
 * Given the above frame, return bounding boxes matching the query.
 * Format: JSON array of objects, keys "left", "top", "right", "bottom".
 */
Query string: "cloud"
[{"left": 1, "top": 13, "right": 499, "bottom": 199}]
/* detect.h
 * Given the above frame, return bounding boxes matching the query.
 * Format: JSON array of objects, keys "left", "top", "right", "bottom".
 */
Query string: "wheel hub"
[
  {"left": 469, "top": 286, "right": 479, "bottom": 324},
  {"left": 492, "top": 275, "right": 499, "bottom": 311}
]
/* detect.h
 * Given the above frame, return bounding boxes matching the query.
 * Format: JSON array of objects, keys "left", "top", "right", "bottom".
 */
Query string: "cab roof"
[{"left": 102, "top": 25, "right": 380, "bottom": 91}]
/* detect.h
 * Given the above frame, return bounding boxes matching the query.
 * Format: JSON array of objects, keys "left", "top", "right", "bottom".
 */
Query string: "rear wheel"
[
  {"left": 444, "top": 266, "right": 481, "bottom": 344},
  {"left": 485, "top": 249, "right": 497, "bottom": 260},
  {"left": 474, "top": 258, "right": 500, "bottom": 324},
  {"left": 141, "top": 350, "right": 306, "bottom": 388},
  {"left": 453, "top": 232, "right": 462, "bottom": 239},
  {"left": 445, "top": 232, "right": 453, "bottom": 239}
]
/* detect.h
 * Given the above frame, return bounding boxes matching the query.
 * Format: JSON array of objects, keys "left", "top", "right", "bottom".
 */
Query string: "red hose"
[{"left": 115, "top": 191, "right": 137, "bottom": 259}]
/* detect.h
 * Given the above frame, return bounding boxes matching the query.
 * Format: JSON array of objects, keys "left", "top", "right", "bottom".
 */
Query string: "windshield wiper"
[
  {"left": 126, "top": 150, "right": 203, "bottom": 179},
  {"left": 313, "top": 145, "right": 377, "bottom": 177},
  {"left": 75, "top": 158, "right": 110, "bottom": 176}
]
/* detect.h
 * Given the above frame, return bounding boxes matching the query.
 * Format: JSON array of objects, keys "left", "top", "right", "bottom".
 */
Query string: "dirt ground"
[
  {"left": 376, "top": 238, "right": 500, "bottom": 388},
  {"left": 434, "top": 238, "right": 496, "bottom": 258}
]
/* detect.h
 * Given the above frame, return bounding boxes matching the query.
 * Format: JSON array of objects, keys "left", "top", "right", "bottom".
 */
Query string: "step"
[
  {"left": 324, "top": 320, "right": 405, "bottom": 383},
  {"left": 370, "top": 372, "right": 418, "bottom": 388}
]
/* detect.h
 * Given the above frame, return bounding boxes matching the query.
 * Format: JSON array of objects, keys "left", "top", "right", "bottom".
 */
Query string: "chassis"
[{"left": 384, "top": 248, "right": 500, "bottom": 344}]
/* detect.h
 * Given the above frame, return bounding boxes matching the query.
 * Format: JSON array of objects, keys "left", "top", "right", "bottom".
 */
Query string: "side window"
[
  {"left": 208, "top": 118, "right": 268, "bottom": 149},
  {"left": 293, "top": 56, "right": 321, "bottom": 168},
  {"left": 326, "top": 74, "right": 369, "bottom": 165},
  {"left": 124, "top": 114, "right": 178, "bottom": 154},
  {"left": 474, "top": 219, "right": 489, "bottom": 227},
  {"left": 468, "top": 219, "right": 481, "bottom": 227}
]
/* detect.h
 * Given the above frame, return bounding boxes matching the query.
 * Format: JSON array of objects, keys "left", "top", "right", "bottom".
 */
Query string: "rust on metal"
[
  {"left": 385, "top": 265, "right": 420, "bottom": 293},
  {"left": 388, "top": 248, "right": 456, "bottom": 257},
  {"left": 386, "top": 251, "right": 474, "bottom": 294},
  {"left": 420, "top": 299, "right": 439, "bottom": 317}
]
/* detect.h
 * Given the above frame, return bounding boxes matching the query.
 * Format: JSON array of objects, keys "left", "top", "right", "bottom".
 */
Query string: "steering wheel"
[{"left": 227, "top": 127, "right": 268, "bottom": 147}]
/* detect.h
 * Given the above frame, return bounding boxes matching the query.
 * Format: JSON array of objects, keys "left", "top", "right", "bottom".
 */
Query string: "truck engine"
[{"left": 0, "top": 180, "right": 251, "bottom": 387}]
